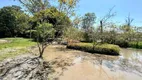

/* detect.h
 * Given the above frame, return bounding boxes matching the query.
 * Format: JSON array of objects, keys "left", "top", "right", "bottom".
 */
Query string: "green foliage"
[
  {"left": 63, "top": 27, "right": 83, "bottom": 41},
  {"left": 16, "top": 0, "right": 50, "bottom": 14},
  {"left": 114, "top": 40, "right": 129, "bottom": 47},
  {"left": 0, "top": 5, "right": 30, "bottom": 37},
  {"left": 32, "top": 7, "right": 71, "bottom": 37},
  {"left": 67, "top": 42, "right": 120, "bottom": 55},
  {"left": 82, "top": 13, "right": 96, "bottom": 42},
  {"left": 82, "top": 13, "right": 96, "bottom": 31},
  {"left": 32, "top": 22, "right": 56, "bottom": 58},
  {"left": 129, "top": 42, "right": 142, "bottom": 49},
  {"left": 35, "top": 22, "right": 55, "bottom": 42},
  {"left": 57, "top": 0, "right": 79, "bottom": 17},
  {"left": 0, "top": 38, "right": 36, "bottom": 61}
]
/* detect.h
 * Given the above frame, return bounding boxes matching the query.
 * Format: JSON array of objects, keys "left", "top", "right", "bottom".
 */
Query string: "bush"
[
  {"left": 114, "top": 40, "right": 129, "bottom": 48},
  {"left": 67, "top": 43, "right": 120, "bottom": 55}
]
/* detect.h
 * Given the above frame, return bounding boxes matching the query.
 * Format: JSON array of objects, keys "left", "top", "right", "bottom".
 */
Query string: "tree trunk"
[{"left": 100, "top": 21, "right": 103, "bottom": 34}]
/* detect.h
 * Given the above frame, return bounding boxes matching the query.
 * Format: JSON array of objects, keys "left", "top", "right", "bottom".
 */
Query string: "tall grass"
[{"left": 67, "top": 42, "right": 120, "bottom": 55}]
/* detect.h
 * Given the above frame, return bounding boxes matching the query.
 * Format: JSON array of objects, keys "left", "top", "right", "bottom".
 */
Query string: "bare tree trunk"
[
  {"left": 100, "top": 20, "right": 103, "bottom": 34},
  {"left": 100, "top": 20, "right": 104, "bottom": 43}
]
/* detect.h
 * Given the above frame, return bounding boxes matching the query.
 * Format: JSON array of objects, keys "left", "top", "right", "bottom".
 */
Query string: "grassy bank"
[
  {"left": 0, "top": 38, "right": 36, "bottom": 61},
  {"left": 67, "top": 43, "right": 120, "bottom": 55},
  {"left": 129, "top": 42, "right": 142, "bottom": 49}
]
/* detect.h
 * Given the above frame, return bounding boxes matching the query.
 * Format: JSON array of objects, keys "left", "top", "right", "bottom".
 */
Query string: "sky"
[{"left": 0, "top": 0, "right": 142, "bottom": 26}]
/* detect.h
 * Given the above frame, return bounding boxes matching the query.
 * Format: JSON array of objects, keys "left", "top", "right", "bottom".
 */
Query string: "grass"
[
  {"left": 67, "top": 42, "right": 120, "bottom": 55},
  {"left": 0, "top": 48, "right": 29, "bottom": 61},
  {"left": 0, "top": 38, "right": 36, "bottom": 61},
  {"left": 0, "top": 38, "right": 36, "bottom": 50},
  {"left": 129, "top": 41, "right": 142, "bottom": 49}
]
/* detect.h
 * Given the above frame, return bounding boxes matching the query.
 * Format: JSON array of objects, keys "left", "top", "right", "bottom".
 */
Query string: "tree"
[
  {"left": 119, "top": 14, "right": 134, "bottom": 41},
  {"left": 63, "top": 26, "right": 83, "bottom": 43},
  {"left": 125, "top": 14, "right": 134, "bottom": 28},
  {"left": 132, "top": 27, "right": 142, "bottom": 48},
  {"left": 32, "top": 7, "right": 71, "bottom": 37},
  {"left": 35, "top": 22, "right": 55, "bottom": 58},
  {"left": 15, "top": 0, "right": 50, "bottom": 14},
  {"left": 57, "top": 0, "right": 79, "bottom": 17},
  {"left": 72, "top": 15, "right": 82, "bottom": 28},
  {"left": 0, "top": 5, "right": 29, "bottom": 37},
  {"left": 99, "top": 6, "right": 116, "bottom": 42},
  {"left": 82, "top": 12, "right": 96, "bottom": 42}
]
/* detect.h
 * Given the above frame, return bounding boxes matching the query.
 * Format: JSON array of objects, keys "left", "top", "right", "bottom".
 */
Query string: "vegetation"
[
  {"left": 82, "top": 13, "right": 96, "bottom": 42},
  {"left": 67, "top": 42, "right": 120, "bottom": 55},
  {"left": 0, "top": 0, "right": 142, "bottom": 60},
  {"left": 129, "top": 42, "right": 142, "bottom": 49},
  {"left": 0, "top": 5, "right": 29, "bottom": 37},
  {"left": 0, "top": 38, "right": 36, "bottom": 61},
  {"left": 31, "top": 7, "right": 71, "bottom": 38},
  {"left": 35, "top": 22, "right": 55, "bottom": 58},
  {"left": 0, "top": 38, "right": 36, "bottom": 50}
]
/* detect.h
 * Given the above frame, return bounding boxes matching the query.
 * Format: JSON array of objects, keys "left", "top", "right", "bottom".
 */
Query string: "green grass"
[
  {"left": 0, "top": 38, "right": 36, "bottom": 61},
  {"left": 129, "top": 41, "right": 142, "bottom": 49},
  {"left": 67, "top": 42, "right": 120, "bottom": 55},
  {"left": 0, "top": 38, "right": 36, "bottom": 50},
  {"left": 0, "top": 48, "right": 29, "bottom": 61}
]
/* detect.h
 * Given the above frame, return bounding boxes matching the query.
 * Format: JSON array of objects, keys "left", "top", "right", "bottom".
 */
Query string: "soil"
[{"left": 0, "top": 45, "right": 142, "bottom": 80}]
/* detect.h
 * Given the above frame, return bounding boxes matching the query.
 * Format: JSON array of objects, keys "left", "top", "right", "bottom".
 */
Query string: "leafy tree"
[
  {"left": 82, "top": 12, "right": 96, "bottom": 42},
  {"left": 57, "top": 0, "right": 79, "bottom": 17},
  {"left": 0, "top": 5, "right": 29, "bottom": 37},
  {"left": 63, "top": 26, "right": 83, "bottom": 43},
  {"left": 72, "top": 15, "right": 82, "bottom": 28},
  {"left": 35, "top": 22, "right": 55, "bottom": 58},
  {"left": 15, "top": 0, "right": 50, "bottom": 14},
  {"left": 32, "top": 7, "right": 71, "bottom": 37}
]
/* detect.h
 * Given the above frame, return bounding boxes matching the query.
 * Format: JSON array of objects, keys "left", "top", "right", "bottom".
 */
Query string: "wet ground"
[{"left": 43, "top": 45, "right": 142, "bottom": 80}]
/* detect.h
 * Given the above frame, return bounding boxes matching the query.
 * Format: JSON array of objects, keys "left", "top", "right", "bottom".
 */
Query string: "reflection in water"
[
  {"left": 102, "top": 48, "right": 142, "bottom": 78},
  {"left": 58, "top": 47, "right": 142, "bottom": 80},
  {"left": 120, "top": 48, "right": 142, "bottom": 60}
]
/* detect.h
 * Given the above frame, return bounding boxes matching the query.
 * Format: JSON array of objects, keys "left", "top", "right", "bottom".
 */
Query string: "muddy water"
[{"left": 59, "top": 48, "right": 142, "bottom": 80}]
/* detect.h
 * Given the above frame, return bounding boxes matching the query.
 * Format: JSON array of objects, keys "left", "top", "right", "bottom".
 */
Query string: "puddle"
[
  {"left": 43, "top": 45, "right": 142, "bottom": 80},
  {"left": 58, "top": 48, "right": 142, "bottom": 80}
]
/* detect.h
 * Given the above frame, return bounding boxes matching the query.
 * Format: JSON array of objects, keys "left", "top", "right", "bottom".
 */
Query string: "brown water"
[
  {"left": 42, "top": 45, "right": 142, "bottom": 80},
  {"left": 58, "top": 48, "right": 142, "bottom": 80}
]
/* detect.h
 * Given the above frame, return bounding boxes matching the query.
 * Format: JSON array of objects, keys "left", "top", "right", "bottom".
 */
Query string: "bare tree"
[
  {"left": 126, "top": 13, "right": 134, "bottom": 27},
  {"left": 98, "top": 6, "right": 116, "bottom": 43},
  {"left": 99, "top": 6, "right": 116, "bottom": 34}
]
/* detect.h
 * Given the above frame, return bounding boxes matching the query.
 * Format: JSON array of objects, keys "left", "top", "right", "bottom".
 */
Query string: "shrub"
[
  {"left": 114, "top": 40, "right": 129, "bottom": 48},
  {"left": 67, "top": 43, "right": 120, "bottom": 55}
]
